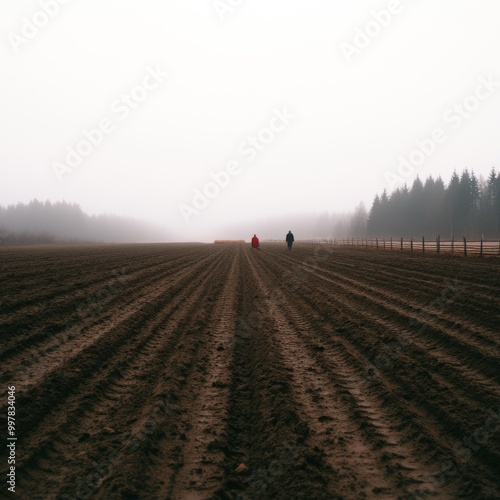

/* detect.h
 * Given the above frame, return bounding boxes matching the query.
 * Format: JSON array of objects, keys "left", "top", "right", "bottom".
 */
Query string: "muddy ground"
[{"left": 1, "top": 243, "right": 499, "bottom": 499}]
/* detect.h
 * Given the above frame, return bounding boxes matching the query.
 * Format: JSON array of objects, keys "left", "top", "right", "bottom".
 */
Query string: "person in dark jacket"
[{"left": 286, "top": 231, "right": 294, "bottom": 251}]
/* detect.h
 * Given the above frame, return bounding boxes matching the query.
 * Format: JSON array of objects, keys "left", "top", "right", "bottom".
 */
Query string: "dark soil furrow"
[{"left": 1, "top": 243, "right": 499, "bottom": 500}]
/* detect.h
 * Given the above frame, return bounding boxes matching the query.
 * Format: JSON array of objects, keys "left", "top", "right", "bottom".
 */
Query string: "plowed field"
[{"left": 1, "top": 243, "right": 499, "bottom": 500}]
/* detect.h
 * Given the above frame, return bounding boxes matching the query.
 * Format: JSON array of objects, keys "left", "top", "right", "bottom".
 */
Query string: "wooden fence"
[{"left": 331, "top": 237, "right": 500, "bottom": 257}]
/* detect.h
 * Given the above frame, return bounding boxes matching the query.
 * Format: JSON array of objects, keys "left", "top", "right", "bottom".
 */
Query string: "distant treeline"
[
  {"left": 0, "top": 200, "right": 168, "bottom": 245},
  {"left": 364, "top": 168, "right": 500, "bottom": 239},
  {"left": 218, "top": 212, "right": 352, "bottom": 241}
]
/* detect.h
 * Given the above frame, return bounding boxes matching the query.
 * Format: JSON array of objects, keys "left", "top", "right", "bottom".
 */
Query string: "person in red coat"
[{"left": 251, "top": 234, "right": 260, "bottom": 249}]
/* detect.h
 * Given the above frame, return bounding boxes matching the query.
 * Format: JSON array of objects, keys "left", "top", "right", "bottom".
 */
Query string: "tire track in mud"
[
  {"left": 278, "top": 246, "right": 500, "bottom": 331},
  {"left": 269, "top": 246, "right": 499, "bottom": 358},
  {"left": 215, "top": 246, "right": 335, "bottom": 499},
  {"left": 0, "top": 246, "right": 216, "bottom": 364},
  {"left": 0, "top": 246, "right": 166, "bottom": 314},
  {"left": 89, "top": 245, "right": 240, "bottom": 499},
  {"left": 297, "top": 258, "right": 500, "bottom": 397},
  {"left": 280, "top": 247, "right": 500, "bottom": 394},
  {"left": 2, "top": 243, "right": 499, "bottom": 499},
  {"left": 266, "top": 246, "right": 500, "bottom": 398},
  {"left": 0, "top": 246, "right": 219, "bottom": 389},
  {"left": 7, "top": 247, "right": 227, "bottom": 489},
  {"left": 0, "top": 244, "right": 203, "bottom": 315},
  {"left": 317, "top": 247, "right": 500, "bottom": 289},
  {"left": 304, "top": 259, "right": 500, "bottom": 359},
  {"left": 316, "top": 254, "right": 500, "bottom": 340},
  {"left": 247, "top": 249, "right": 441, "bottom": 499},
  {"left": 166, "top": 244, "right": 241, "bottom": 499},
  {"left": 259, "top": 245, "right": 500, "bottom": 496},
  {"left": 55, "top": 249, "right": 233, "bottom": 499}
]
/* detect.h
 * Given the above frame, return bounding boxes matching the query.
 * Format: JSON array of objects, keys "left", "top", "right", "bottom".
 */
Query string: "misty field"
[{"left": 1, "top": 243, "right": 499, "bottom": 499}]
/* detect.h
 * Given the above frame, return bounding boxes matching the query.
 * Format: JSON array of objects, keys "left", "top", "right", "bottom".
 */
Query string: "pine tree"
[
  {"left": 350, "top": 202, "right": 368, "bottom": 238},
  {"left": 447, "top": 171, "right": 461, "bottom": 238},
  {"left": 364, "top": 168, "right": 499, "bottom": 240}
]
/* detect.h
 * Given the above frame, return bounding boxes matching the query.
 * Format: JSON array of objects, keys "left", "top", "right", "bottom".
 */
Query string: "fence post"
[
  {"left": 390, "top": 237, "right": 393, "bottom": 251},
  {"left": 383, "top": 239, "right": 386, "bottom": 250},
  {"left": 411, "top": 237, "right": 413, "bottom": 252},
  {"left": 422, "top": 236, "right": 425, "bottom": 254},
  {"left": 376, "top": 238, "right": 379, "bottom": 250},
  {"left": 480, "top": 237, "right": 483, "bottom": 257},
  {"left": 400, "top": 237, "right": 403, "bottom": 252},
  {"left": 451, "top": 236, "right": 454, "bottom": 254},
  {"left": 436, "top": 234, "right": 440, "bottom": 254},
  {"left": 463, "top": 236, "right": 467, "bottom": 257}
]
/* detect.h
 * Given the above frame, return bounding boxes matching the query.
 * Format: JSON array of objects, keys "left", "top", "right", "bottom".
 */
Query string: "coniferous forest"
[
  {"left": 2, "top": 169, "right": 499, "bottom": 245},
  {"left": 366, "top": 168, "right": 500, "bottom": 240},
  {"left": 0, "top": 200, "right": 168, "bottom": 244}
]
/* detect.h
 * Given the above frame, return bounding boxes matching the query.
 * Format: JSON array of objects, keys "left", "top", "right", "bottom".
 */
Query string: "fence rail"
[{"left": 330, "top": 237, "right": 500, "bottom": 257}]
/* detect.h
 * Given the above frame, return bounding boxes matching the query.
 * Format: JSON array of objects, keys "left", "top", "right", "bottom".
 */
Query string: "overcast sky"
[{"left": 1, "top": 0, "right": 500, "bottom": 241}]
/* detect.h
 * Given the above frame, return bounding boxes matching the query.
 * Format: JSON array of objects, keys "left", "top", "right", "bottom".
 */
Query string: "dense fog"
[{"left": 0, "top": 200, "right": 168, "bottom": 244}]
